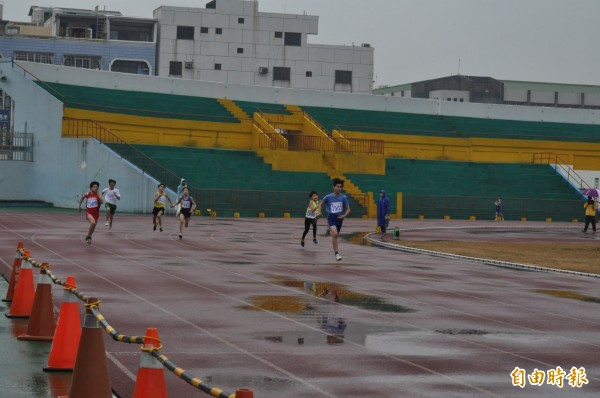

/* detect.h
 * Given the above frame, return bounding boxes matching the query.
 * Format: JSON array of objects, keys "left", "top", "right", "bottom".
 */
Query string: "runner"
[
  {"left": 301, "top": 190, "right": 320, "bottom": 247},
  {"left": 318, "top": 178, "right": 351, "bottom": 261},
  {"left": 171, "top": 186, "right": 196, "bottom": 239},
  {"left": 176, "top": 178, "right": 187, "bottom": 217},
  {"left": 152, "top": 183, "right": 173, "bottom": 232},
  {"left": 102, "top": 179, "right": 121, "bottom": 229},
  {"left": 78, "top": 181, "right": 104, "bottom": 244}
]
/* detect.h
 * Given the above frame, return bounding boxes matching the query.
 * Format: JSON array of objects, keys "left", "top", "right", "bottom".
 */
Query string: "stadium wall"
[{"left": 0, "top": 61, "right": 170, "bottom": 212}]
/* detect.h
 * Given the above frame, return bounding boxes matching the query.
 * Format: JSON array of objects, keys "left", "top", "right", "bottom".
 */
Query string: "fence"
[
  {"left": 533, "top": 152, "right": 590, "bottom": 192},
  {"left": 258, "top": 131, "right": 384, "bottom": 154},
  {"left": 402, "top": 195, "right": 582, "bottom": 222},
  {"left": 0, "top": 131, "right": 33, "bottom": 161},
  {"left": 191, "top": 187, "right": 369, "bottom": 218}
]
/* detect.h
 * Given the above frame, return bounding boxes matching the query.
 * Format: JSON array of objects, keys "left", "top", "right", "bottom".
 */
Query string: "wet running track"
[{"left": 0, "top": 211, "right": 599, "bottom": 398}]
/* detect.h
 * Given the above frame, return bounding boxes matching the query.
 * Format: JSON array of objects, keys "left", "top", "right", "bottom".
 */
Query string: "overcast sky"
[{"left": 4, "top": 0, "right": 600, "bottom": 87}]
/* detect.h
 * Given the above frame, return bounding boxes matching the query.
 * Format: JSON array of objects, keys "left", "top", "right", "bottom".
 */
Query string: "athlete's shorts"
[
  {"left": 105, "top": 203, "right": 117, "bottom": 215},
  {"left": 86, "top": 209, "right": 100, "bottom": 222},
  {"left": 152, "top": 206, "right": 165, "bottom": 216},
  {"left": 327, "top": 215, "right": 344, "bottom": 233},
  {"left": 180, "top": 209, "right": 192, "bottom": 219}
]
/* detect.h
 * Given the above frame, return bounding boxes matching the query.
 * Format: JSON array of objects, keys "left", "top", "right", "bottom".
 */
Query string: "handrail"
[
  {"left": 11, "top": 60, "right": 67, "bottom": 102},
  {"left": 532, "top": 152, "right": 590, "bottom": 192},
  {"left": 62, "top": 118, "right": 182, "bottom": 190}
]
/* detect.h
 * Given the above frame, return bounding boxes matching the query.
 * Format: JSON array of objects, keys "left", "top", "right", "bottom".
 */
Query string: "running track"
[{"left": 1, "top": 210, "right": 599, "bottom": 398}]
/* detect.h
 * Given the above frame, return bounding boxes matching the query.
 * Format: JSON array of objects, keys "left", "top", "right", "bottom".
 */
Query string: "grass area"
[{"left": 394, "top": 240, "right": 600, "bottom": 275}]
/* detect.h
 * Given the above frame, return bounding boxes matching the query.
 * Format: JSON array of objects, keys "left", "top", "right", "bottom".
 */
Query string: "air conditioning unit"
[
  {"left": 361, "top": 43, "right": 371, "bottom": 47},
  {"left": 184, "top": 61, "right": 194, "bottom": 69},
  {"left": 258, "top": 67, "right": 268, "bottom": 75}
]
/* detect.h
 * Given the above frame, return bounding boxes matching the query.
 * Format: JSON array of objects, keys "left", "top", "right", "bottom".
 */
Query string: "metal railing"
[
  {"left": 0, "top": 131, "right": 34, "bottom": 161},
  {"left": 190, "top": 187, "right": 369, "bottom": 218},
  {"left": 533, "top": 152, "right": 590, "bottom": 192},
  {"left": 62, "top": 118, "right": 181, "bottom": 190},
  {"left": 402, "top": 194, "right": 582, "bottom": 222},
  {"left": 258, "top": 131, "right": 384, "bottom": 154}
]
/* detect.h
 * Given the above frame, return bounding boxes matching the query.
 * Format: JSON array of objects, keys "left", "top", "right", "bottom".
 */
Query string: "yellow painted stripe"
[
  {"left": 174, "top": 367, "right": 185, "bottom": 377},
  {"left": 190, "top": 378, "right": 202, "bottom": 388},
  {"left": 210, "top": 388, "right": 223, "bottom": 396}
]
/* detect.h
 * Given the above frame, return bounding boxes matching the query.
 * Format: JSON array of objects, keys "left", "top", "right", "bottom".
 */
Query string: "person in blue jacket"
[
  {"left": 318, "top": 178, "right": 351, "bottom": 261},
  {"left": 376, "top": 189, "right": 390, "bottom": 238}
]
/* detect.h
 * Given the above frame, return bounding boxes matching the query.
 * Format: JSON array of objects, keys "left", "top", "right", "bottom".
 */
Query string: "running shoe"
[
  {"left": 335, "top": 253, "right": 342, "bottom": 261},
  {"left": 160, "top": 227, "right": 163, "bottom": 232},
  {"left": 85, "top": 236, "right": 92, "bottom": 245},
  {"left": 300, "top": 239, "right": 305, "bottom": 247},
  {"left": 105, "top": 221, "right": 109, "bottom": 226},
  {"left": 179, "top": 234, "right": 183, "bottom": 240},
  {"left": 313, "top": 239, "right": 318, "bottom": 244},
  {"left": 153, "top": 223, "right": 157, "bottom": 231}
]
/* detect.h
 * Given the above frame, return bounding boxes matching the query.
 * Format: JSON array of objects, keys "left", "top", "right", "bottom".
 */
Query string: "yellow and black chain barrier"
[{"left": 17, "top": 247, "right": 237, "bottom": 398}]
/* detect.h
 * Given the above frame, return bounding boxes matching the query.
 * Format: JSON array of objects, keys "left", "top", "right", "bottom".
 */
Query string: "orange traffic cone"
[
  {"left": 236, "top": 388, "right": 254, "bottom": 398},
  {"left": 68, "top": 297, "right": 112, "bottom": 398},
  {"left": 18, "top": 264, "right": 56, "bottom": 341},
  {"left": 2, "top": 242, "right": 23, "bottom": 302},
  {"left": 5, "top": 250, "right": 35, "bottom": 318},
  {"left": 133, "top": 327, "right": 167, "bottom": 398},
  {"left": 44, "top": 276, "right": 82, "bottom": 372}
]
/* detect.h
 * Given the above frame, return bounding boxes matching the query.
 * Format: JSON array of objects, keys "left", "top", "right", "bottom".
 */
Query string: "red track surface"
[{"left": 1, "top": 211, "right": 599, "bottom": 397}]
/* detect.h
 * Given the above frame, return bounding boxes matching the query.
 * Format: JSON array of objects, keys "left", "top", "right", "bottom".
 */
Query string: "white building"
[{"left": 153, "top": 0, "right": 374, "bottom": 93}]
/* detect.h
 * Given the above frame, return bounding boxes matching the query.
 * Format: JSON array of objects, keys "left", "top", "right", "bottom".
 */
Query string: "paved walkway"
[{"left": 1, "top": 211, "right": 599, "bottom": 397}]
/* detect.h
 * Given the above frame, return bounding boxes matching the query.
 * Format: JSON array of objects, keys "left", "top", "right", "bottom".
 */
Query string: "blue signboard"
[{"left": 0, "top": 109, "right": 9, "bottom": 132}]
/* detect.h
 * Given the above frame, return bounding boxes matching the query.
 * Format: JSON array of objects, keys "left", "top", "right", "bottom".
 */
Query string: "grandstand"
[{"left": 2, "top": 61, "right": 599, "bottom": 221}]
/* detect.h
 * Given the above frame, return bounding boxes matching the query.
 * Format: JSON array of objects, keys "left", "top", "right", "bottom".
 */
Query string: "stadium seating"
[
  {"left": 107, "top": 144, "right": 366, "bottom": 217},
  {"left": 347, "top": 159, "right": 582, "bottom": 221},
  {"left": 39, "top": 82, "right": 237, "bottom": 123},
  {"left": 301, "top": 106, "right": 600, "bottom": 141}
]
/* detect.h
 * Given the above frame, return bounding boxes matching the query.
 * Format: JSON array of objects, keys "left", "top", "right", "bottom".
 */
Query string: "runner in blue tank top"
[{"left": 318, "top": 178, "right": 351, "bottom": 261}]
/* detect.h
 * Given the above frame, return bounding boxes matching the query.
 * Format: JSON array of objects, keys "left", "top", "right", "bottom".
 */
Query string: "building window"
[
  {"left": 306, "top": 71, "right": 312, "bottom": 77},
  {"left": 200, "top": 27, "right": 208, "bottom": 34},
  {"left": 63, "top": 55, "right": 101, "bottom": 70},
  {"left": 273, "top": 67, "right": 291, "bottom": 81},
  {"left": 284, "top": 32, "right": 301, "bottom": 46},
  {"left": 335, "top": 70, "right": 352, "bottom": 84},
  {"left": 238, "top": 18, "right": 244, "bottom": 24},
  {"left": 274, "top": 31, "right": 283, "bottom": 38},
  {"left": 215, "top": 63, "right": 222, "bottom": 70},
  {"left": 216, "top": 28, "right": 223, "bottom": 35},
  {"left": 460, "top": 98, "right": 464, "bottom": 102},
  {"left": 111, "top": 60, "right": 150, "bottom": 75},
  {"left": 176, "top": 26, "right": 194, "bottom": 40},
  {"left": 14, "top": 51, "right": 54, "bottom": 64},
  {"left": 169, "top": 61, "right": 183, "bottom": 76},
  {"left": 237, "top": 48, "right": 244, "bottom": 54}
]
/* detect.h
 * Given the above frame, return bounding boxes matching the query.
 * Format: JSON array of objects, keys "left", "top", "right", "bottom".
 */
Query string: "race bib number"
[
  {"left": 306, "top": 209, "right": 316, "bottom": 218},
  {"left": 87, "top": 197, "right": 98, "bottom": 208},
  {"left": 330, "top": 202, "right": 343, "bottom": 214},
  {"left": 158, "top": 195, "right": 166, "bottom": 204},
  {"left": 182, "top": 201, "right": 191, "bottom": 208}
]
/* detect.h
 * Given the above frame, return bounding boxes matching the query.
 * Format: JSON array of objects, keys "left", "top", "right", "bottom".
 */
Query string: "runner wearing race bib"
[
  {"left": 78, "top": 181, "right": 104, "bottom": 244},
  {"left": 301, "top": 191, "right": 320, "bottom": 247},
  {"left": 101, "top": 179, "right": 121, "bottom": 229},
  {"left": 171, "top": 186, "right": 197, "bottom": 240},
  {"left": 152, "top": 183, "right": 173, "bottom": 232},
  {"left": 318, "top": 178, "right": 351, "bottom": 261}
]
